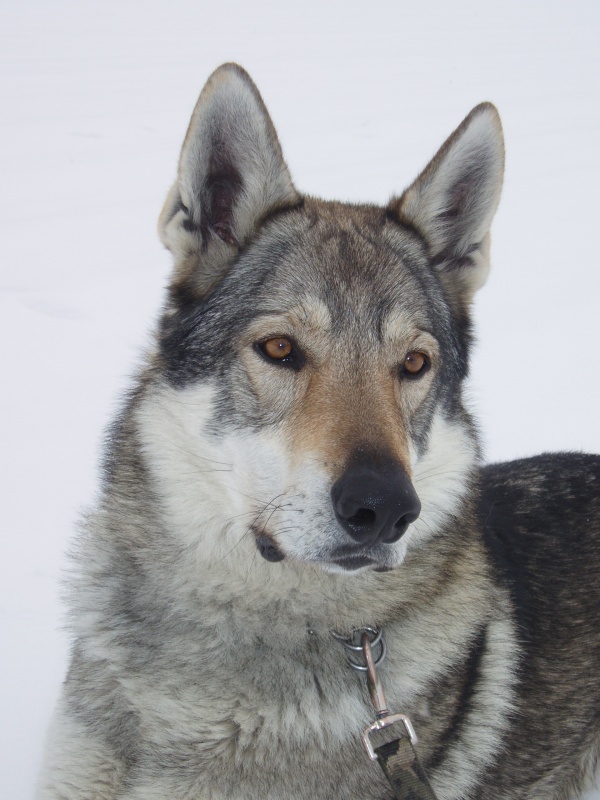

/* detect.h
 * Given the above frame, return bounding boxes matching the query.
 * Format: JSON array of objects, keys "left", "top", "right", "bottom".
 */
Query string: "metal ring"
[
  {"left": 331, "top": 626, "right": 387, "bottom": 671},
  {"left": 331, "top": 626, "right": 382, "bottom": 651},
  {"left": 348, "top": 635, "right": 387, "bottom": 672}
]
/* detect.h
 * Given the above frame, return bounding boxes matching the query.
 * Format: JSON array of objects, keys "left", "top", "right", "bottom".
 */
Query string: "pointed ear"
[
  {"left": 389, "top": 103, "right": 504, "bottom": 305},
  {"left": 158, "top": 63, "right": 300, "bottom": 295}
]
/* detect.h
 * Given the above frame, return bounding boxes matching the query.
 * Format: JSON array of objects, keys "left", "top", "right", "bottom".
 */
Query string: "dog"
[{"left": 37, "top": 63, "right": 600, "bottom": 800}]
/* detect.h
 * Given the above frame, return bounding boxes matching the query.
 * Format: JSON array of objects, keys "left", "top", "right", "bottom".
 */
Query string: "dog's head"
[{"left": 140, "top": 64, "right": 503, "bottom": 574}]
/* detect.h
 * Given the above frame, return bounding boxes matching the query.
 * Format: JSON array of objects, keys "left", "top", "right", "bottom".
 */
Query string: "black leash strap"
[
  {"left": 334, "top": 628, "right": 438, "bottom": 800},
  {"left": 374, "top": 736, "right": 437, "bottom": 800}
]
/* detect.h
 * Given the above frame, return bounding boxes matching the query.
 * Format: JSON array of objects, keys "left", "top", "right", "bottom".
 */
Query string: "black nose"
[{"left": 331, "top": 461, "right": 421, "bottom": 545}]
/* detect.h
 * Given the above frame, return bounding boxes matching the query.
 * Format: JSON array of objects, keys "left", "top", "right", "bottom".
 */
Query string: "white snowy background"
[{"left": 2, "top": 1, "right": 599, "bottom": 797}]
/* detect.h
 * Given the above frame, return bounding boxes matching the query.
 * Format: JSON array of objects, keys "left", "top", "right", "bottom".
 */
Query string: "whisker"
[
  {"left": 144, "top": 432, "right": 233, "bottom": 469},
  {"left": 414, "top": 469, "right": 469, "bottom": 485},
  {"left": 413, "top": 461, "right": 466, "bottom": 481}
]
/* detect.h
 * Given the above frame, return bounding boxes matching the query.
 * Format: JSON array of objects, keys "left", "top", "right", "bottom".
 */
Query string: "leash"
[{"left": 333, "top": 627, "right": 438, "bottom": 800}]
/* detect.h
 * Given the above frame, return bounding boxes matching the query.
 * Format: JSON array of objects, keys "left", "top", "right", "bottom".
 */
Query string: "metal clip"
[
  {"left": 362, "top": 631, "right": 389, "bottom": 718},
  {"left": 362, "top": 713, "right": 419, "bottom": 761},
  {"left": 360, "top": 631, "right": 418, "bottom": 761}
]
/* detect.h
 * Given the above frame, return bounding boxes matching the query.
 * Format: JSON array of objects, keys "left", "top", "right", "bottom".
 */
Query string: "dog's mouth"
[
  {"left": 327, "top": 543, "right": 396, "bottom": 572},
  {"left": 328, "top": 554, "right": 379, "bottom": 571},
  {"left": 254, "top": 533, "right": 397, "bottom": 572}
]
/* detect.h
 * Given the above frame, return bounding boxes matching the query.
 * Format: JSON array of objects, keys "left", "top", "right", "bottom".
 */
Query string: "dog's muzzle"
[{"left": 331, "top": 460, "right": 420, "bottom": 546}]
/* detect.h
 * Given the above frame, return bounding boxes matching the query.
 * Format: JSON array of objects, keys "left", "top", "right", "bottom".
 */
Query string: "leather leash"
[{"left": 333, "top": 628, "right": 438, "bottom": 800}]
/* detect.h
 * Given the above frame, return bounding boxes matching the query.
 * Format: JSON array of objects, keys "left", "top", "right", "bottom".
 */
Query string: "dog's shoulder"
[{"left": 479, "top": 452, "right": 600, "bottom": 634}]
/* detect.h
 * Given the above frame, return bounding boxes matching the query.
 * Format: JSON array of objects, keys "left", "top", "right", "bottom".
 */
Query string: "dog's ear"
[
  {"left": 159, "top": 63, "right": 299, "bottom": 295},
  {"left": 389, "top": 103, "right": 504, "bottom": 306}
]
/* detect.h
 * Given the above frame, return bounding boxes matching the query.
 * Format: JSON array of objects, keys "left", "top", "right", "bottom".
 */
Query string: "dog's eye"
[
  {"left": 400, "top": 351, "right": 429, "bottom": 379},
  {"left": 262, "top": 337, "right": 293, "bottom": 359},
  {"left": 256, "top": 337, "right": 303, "bottom": 369}
]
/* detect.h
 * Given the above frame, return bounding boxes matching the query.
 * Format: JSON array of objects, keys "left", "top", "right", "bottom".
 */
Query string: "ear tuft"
[
  {"left": 390, "top": 103, "right": 504, "bottom": 304},
  {"left": 159, "top": 64, "right": 299, "bottom": 294}
]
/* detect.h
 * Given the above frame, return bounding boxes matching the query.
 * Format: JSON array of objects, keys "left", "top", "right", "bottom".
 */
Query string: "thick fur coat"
[{"left": 37, "top": 65, "right": 600, "bottom": 800}]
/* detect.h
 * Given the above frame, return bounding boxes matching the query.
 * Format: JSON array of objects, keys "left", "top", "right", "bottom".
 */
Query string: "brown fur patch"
[{"left": 287, "top": 357, "right": 412, "bottom": 479}]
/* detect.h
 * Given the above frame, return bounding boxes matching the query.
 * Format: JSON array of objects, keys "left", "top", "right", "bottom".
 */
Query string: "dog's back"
[{"left": 481, "top": 453, "right": 600, "bottom": 797}]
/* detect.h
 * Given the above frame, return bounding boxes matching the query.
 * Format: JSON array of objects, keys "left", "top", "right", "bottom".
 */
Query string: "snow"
[{"left": 1, "top": 1, "right": 599, "bottom": 797}]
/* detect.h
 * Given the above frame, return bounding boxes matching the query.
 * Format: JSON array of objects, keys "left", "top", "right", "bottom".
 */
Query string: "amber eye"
[
  {"left": 401, "top": 351, "right": 429, "bottom": 378},
  {"left": 262, "top": 337, "right": 293, "bottom": 360},
  {"left": 256, "top": 336, "right": 304, "bottom": 369}
]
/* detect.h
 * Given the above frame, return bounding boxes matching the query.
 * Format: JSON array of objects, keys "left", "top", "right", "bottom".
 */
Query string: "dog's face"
[{"left": 140, "top": 64, "right": 504, "bottom": 574}]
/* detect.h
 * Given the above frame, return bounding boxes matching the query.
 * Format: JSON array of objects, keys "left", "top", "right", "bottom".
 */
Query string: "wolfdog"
[{"left": 37, "top": 64, "right": 600, "bottom": 800}]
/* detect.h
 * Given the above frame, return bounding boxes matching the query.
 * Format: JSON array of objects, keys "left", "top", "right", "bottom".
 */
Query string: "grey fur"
[{"left": 37, "top": 64, "right": 600, "bottom": 800}]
